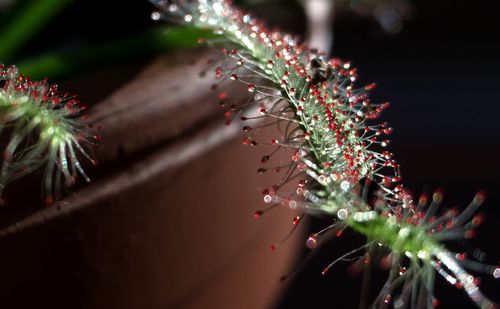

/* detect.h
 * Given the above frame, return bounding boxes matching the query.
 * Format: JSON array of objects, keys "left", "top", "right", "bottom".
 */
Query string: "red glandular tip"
[
  {"left": 253, "top": 210, "right": 263, "bottom": 219},
  {"left": 474, "top": 189, "right": 486, "bottom": 204},
  {"left": 432, "top": 189, "right": 444, "bottom": 202},
  {"left": 44, "top": 197, "right": 54, "bottom": 207},
  {"left": 306, "top": 235, "right": 317, "bottom": 249},
  {"left": 432, "top": 298, "right": 439, "bottom": 308}
]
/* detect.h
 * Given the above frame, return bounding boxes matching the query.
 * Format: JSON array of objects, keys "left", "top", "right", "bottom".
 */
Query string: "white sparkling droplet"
[
  {"left": 340, "top": 180, "right": 350, "bottom": 191},
  {"left": 493, "top": 268, "right": 500, "bottom": 279},
  {"left": 337, "top": 208, "right": 348, "bottom": 220},
  {"left": 264, "top": 195, "right": 272, "bottom": 203},
  {"left": 168, "top": 4, "right": 178, "bottom": 12},
  {"left": 184, "top": 14, "right": 193, "bottom": 22},
  {"left": 151, "top": 12, "right": 161, "bottom": 21},
  {"left": 306, "top": 235, "right": 317, "bottom": 249}
]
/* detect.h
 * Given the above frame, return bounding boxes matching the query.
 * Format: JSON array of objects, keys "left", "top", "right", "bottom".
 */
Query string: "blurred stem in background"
[
  {"left": 1, "top": 0, "right": 409, "bottom": 80},
  {"left": 0, "top": 0, "right": 212, "bottom": 80},
  {"left": 0, "top": 0, "right": 73, "bottom": 62},
  {"left": 17, "top": 26, "right": 214, "bottom": 80}
]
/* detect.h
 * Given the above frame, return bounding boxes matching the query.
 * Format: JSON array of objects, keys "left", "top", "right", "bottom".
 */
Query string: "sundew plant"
[
  {"left": 0, "top": 64, "right": 93, "bottom": 206},
  {"left": 150, "top": 0, "right": 499, "bottom": 308}
]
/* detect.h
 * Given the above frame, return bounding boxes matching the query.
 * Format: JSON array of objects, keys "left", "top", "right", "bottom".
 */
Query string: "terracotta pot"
[{"left": 0, "top": 50, "right": 303, "bottom": 309}]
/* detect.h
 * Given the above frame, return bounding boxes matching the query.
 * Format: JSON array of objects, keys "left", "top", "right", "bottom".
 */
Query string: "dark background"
[{"left": 3, "top": 0, "right": 500, "bottom": 308}]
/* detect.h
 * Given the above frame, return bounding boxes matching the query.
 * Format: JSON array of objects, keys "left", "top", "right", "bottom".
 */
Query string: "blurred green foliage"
[{"left": 0, "top": 0, "right": 213, "bottom": 80}]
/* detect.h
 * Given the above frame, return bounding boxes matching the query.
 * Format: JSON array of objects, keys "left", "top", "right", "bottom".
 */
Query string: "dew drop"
[
  {"left": 340, "top": 180, "right": 350, "bottom": 192},
  {"left": 493, "top": 267, "right": 500, "bottom": 279},
  {"left": 242, "top": 126, "right": 252, "bottom": 132},
  {"left": 264, "top": 195, "right": 272, "bottom": 203},
  {"left": 306, "top": 235, "right": 317, "bottom": 249},
  {"left": 151, "top": 11, "right": 161, "bottom": 21},
  {"left": 384, "top": 294, "right": 392, "bottom": 304},
  {"left": 224, "top": 111, "right": 232, "bottom": 125},
  {"left": 44, "top": 197, "right": 54, "bottom": 207},
  {"left": 432, "top": 298, "right": 439, "bottom": 307},
  {"left": 242, "top": 137, "right": 251, "bottom": 145},
  {"left": 474, "top": 190, "right": 487, "bottom": 204},
  {"left": 253, "top": 210, "right": 263, "bottom": 219},
  {"left": 261, "top": 155, "right": 270, "bottom": 163},
  {"left": 247, "top": 84, "right": 256, "bottom": 92},
  {"left": 257, "top": 168, "right": 267, "bottom": 174},
  {"left": 168, "top": 4, "right": 178, "bottom": 12},
  {"left": 337, "top": 208, "right": 348, "bottom": 220}
]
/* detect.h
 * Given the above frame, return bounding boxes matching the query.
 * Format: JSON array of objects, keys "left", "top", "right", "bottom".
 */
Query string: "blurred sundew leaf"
[
  {"left": 17, "top": 26, "right": 215, "bottom": 80},
  {"left": 0, "top": 0, "right": 73, "bottom": 62}
]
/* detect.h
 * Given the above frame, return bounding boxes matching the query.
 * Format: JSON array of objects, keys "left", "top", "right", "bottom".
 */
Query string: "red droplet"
[
  {"left": 218, "top": 91, "right": 227, "bottom": 100},
  {"left": 474, "top": 190, "right": 486, "bottom": 204},
  {"left": 242, "top": 126, "right": 252, "bottom": 132},
  {"left": 268, "top": 244, "right": 276, "bottom": 252},
  {"left": 432, "top": 298, "right": 439, "bottom": 307},
  {"left": 472, "top": 213, "right": 484, "bottom": 226},
  {"left": 261, "top": 155, "right": 270, "bottom": 163},
  {"left": 365, "top": 83, "right": 376, "bottom": 90},
  {"left": 335, "top": 230, "right": 343, "bottom": 237},
  {"left": 257, "top": 168, "right": 266, "bottom": 174},
  {"left": 465, "top": 229, "right": 476, "bottom": 239},
  {"left": 44, "top": 197, "right": 54, "bottom": 207},
  {"left": 253, "top": 210, "right": 263, "bottom": 219},
  {"left": 242, "top": 137, "right": 251, "bottom": 145},
  {"left": 433, "top": 189, "right": 444, "bottom": 202},
  {"left": 224, "top": 111, "right": 232, "bottom": 125},
  {"left": 292, "top": 216, "right": 300, "bottom": 225},
  {"left": 383, "top": 294, "right": 392, "bottom": 304}
]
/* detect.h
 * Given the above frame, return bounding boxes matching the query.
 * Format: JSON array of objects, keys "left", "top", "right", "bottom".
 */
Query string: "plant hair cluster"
[
  {"left": 0, "top": 64, "right": 94, "bottom": 206},
  {"left": 150, "top": 1, "right": 499, "bottom": 308}
]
